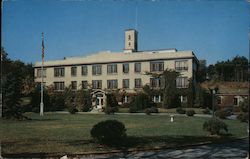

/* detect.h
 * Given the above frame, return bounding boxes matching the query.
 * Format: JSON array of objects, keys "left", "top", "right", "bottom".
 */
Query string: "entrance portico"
[{"left": 91, "top": 90, "right": 106, "bottom": 111}]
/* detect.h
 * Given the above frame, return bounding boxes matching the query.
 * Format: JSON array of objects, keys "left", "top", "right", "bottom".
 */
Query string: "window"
[
  {"left": 123, "top": 63, "right": 129, "bottom": 73},
  {"left": 152, "top": 95, "right": 161, "bottom": 103},
  {"left": 180, "top": 96, "right": 187, "bottom": 103},
  {"left": 81, "top": 66, "right": 88, "bottom": 76},
  {"left": 135, "top": 78, "right": 142, "bottom": 88},
  {"left": 134, "top": 63, "right": 141, "bottom": 73},
  {"left": 128, "top": 42, "right": 131, "bottom": 47},
  {"left": 92, "top": 80, "right": 102, "bottom": 89},
  {"left": 128, "top": 35, "right": 131, "bottom": 40},
  {"left": 71, "top": 81, "right": 77, "bottom": 90},
  {"left": 54, "top": 67, "right": 65, "bottom": 77},
  {"left": 54, "top": 82, "right": 65, "bottom": 91},
  {"left": 92, "top": 65, "right": 102, "bottom": 75},
  {"left": 107, "top": 64, "right": 117, "bottom": 74},
  {"left": 176, "top": 77, "right": 188, "bottom": 88},
  {"left": 217, "top": 96, "right": 222, "bottom": 104},
  {"left": 233, "top": 97, "right": 238, "bottom": 106},
  {"left": 150, "top": 78, "right": 161, "bottom": 88},
  {"left": 107, "top": 80, "right": 118, "bottom": 89},
  {"left": 175, "top": 60, "right": 188, "bottom": 71},
  {"left": 37, "top": 68, "right": 46, "bottom": 78},
  {"left": 123, "top": 79, "right": 129, "bottom": 89},
  {"left": 150, "top": 61, "right": 164, "bottom": 72},
  {"left": 82, "top": 81, "right": 88, "bottom": 89},
  {"left": 71, "top": 66, "right": 77, "bottom": 76}
]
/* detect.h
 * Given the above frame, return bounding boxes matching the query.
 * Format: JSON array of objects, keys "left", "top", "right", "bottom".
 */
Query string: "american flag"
[{"left": 42, "top": 32, "right": 44, "bottom": 60}]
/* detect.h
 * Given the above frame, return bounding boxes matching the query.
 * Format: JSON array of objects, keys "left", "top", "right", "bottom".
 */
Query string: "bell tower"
[{"left": 124, "top": 29, "right": 138, "bottom": 53}]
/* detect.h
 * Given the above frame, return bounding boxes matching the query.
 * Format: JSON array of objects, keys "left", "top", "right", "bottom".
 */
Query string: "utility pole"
[{"left": 40, "top": 33, "right": 45, "bottom": 116}]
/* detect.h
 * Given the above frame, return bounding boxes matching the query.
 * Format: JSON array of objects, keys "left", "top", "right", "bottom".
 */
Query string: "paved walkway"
[{"left": 78, "top": 138, "right": 249, "bottom": 159}]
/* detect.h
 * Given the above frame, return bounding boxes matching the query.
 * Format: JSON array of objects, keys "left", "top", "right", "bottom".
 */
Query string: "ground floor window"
[
  {"left": 71, "top": 81, "right": 77, "bottom": 90},
  {"left": 152, "top": 95, "right": 161, "bottom": 103},
  {"left": 233, "top": 97, "right": 238, "bottom": 106},
  {"left": 54, "top": 82, "right": 65, "bottom": 91},
  {"left": 180, "top": 95, "right": 187, "bottom": 103}
]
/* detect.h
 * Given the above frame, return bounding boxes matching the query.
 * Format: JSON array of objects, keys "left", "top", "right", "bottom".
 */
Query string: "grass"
[{"left": 0, "top": 113, "right": 248, "bottom": 157}]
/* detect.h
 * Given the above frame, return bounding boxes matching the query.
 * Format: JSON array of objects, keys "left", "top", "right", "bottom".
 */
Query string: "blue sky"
[{"left": 2, "top": 0, "right": 249, "bottom": 65}]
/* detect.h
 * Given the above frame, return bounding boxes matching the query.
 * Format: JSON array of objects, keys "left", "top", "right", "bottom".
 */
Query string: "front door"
[{"left": 96, "top": 94, "right": 104, "bottom": 109}]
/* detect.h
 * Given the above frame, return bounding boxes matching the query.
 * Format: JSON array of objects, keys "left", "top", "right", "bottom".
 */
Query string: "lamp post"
[{"left": 209, "top": 87, "right": 218, "bottom": 117}]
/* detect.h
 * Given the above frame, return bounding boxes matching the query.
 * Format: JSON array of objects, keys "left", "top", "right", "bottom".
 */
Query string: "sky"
[{"left": 2, "top": 0, "right": 249, "bottom": 65}]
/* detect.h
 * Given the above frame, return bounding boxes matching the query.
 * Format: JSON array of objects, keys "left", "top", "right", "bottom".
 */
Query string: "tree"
[
  {"left": 194, "top": 83, "right": 205, "bottom": 108},
  {"left": 77, "top": 88, "right": 92, "bottom": 112},
  {"left": 105, "top": 93, "right": 118, "bottom": 114},
  {"left": 2, "top": 73, "right": 26, "bottom": 119},
  {"left": 187, "top": 79, "right": 195, "bottom": 108}
]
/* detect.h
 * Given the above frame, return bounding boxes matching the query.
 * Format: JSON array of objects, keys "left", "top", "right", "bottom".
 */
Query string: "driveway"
[{"left": 78, "top": 138, "right": 249, "bottom": 159}]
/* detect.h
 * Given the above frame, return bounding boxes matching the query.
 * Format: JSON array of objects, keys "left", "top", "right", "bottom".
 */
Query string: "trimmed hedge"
[
  {"left": 186, "top": 109, "right": 196, "bottom": 116},
  {"left": 90, "top": 120, "right": 127, "bottom": 147}
]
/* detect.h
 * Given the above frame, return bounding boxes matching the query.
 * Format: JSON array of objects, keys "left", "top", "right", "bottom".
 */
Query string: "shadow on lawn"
[{"left": 2, "top": 135, "right": 240, "bottom": 158}]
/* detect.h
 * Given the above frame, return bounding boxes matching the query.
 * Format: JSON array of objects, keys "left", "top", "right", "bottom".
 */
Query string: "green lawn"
[{"left": 0, "top": 113, "right": 248, "bottom": 156}]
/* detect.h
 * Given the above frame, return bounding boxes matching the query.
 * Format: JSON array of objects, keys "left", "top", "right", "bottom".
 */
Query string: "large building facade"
[{"left": 34, "top": 29, "right": 199, "bottom": 109}]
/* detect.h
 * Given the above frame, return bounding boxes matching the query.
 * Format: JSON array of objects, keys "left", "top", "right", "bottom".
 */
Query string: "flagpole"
[{"left": 40, "top": 32, "right": 44, "bottom": 116}]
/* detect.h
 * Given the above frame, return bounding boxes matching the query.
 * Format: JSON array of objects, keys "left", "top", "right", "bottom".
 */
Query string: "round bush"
[
  {"left": 91, "top": 120, "right": 127, "bottom": 146},
  {"left": 144, "top": 107, "right": 159, "bottom": 115},
  {"left": 215, "top": 110, "right": 231, "bottom": 119},
  {"left": 202, "top": 108, "right": 211, "bottom": 114},
  {"left": 68, "top": 107, "right": 78, "bottom": 114},
  {"left": 203, "top": 118, "right": 228, "bottom": 135},
  {"left": 186, "top": 109, "right": 196, "bottom": 116},
  {"left": 176, "top": 107, "right": 186, "bottom": 114}
]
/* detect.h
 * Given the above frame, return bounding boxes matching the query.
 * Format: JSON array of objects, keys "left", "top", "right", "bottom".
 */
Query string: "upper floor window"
[
  {"left": 92, "top": 65, "right": 102, "bottom": 75},
  {"left": 81, "top": 66, "right": 88, "bottom": 76},
  {"left": 233, "top": 97, "right": 238, "bottom": 106},
  {"left": 54, "top": 82, "right": 65, "bottom": 91},
  {"left": 107, "top": 80, "right": 118, "bottom": 89},
  {"left": 71, "top": 81, "right": 77, "bottom": 90},
  {"left": 150, "top": 78, "right": 161, "bottom": 88},
  {"left": 123, "top": 79, "right": 129, "bottom": 89},
  {"left": 82, "top": 81, "right": 88, "bottom": 89},
  {"left": 92, "top": 80, "right": 102, "bottom": 89},
  {"left": 128, "top": 35, "right": 131, "bottom": 40},
  {"left": 123, "top": 63, "right": 129, "bottom": 73},
  {"left": 37, "top": 68, "right": 46, "bottom": 78},
  {"left": 175, "top": 60, "right": 188, "bottom": 71},
  {"left": 134, "top": 63, "right": 141, "bottom": 73},
  {"left": 54, "top": 67, "right": 65, "bottom": 77},
  {"left": 150, "top": 61, "right": 164, "bottom": 72},
  {"left": 107, "top": 64, "right": 117, "bottom": 74},
  {"left": 176, "top": 77, "right": 188, "bottom": 88},
  {"left": 135, "top": 78, "right": 142, "bottom": 88},
  {"left": 71, "top": 66, "right": 77, "bottom": 76}
]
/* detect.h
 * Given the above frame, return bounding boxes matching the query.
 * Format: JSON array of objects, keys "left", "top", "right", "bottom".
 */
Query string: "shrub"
[
  {"left": 186, "top": 109, "right": 195, "bottom": 116},
  {"left": 203, "top": 118, "right": 228, "bottom": 135},
  {"left": 215, "top": 109, "right": 231, "bottom": 119},
  {"left": 176, "top": 107, "right": 186, "bottom": 114},
  {"left": 202, "top": 108, "right": 211, "bottom": 114},
  {"left": 129, "top": 93, "right": 151, "bottom": 113},
  {"left": 90, "top": 120, "right": 127, "bottom": 147},
  {"left": 105, "top": 93, "right": 118, "bottom": 114},
  {"left": 68, "top": 106, "right": 78, "bottom": 114},
  {"left": 144, "top": 107, "right": 159, "bottom": 115},
  {"left": 237, "top": 113, "right": 249, "bottom": 123}
]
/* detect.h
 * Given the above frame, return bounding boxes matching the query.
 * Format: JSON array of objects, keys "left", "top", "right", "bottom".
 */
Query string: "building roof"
[
  {"left": 201, "top": 81, "right": 249, "bottom": 95},
  {"left": 34, "top": 49, "right": 198, "bottom": 68}
]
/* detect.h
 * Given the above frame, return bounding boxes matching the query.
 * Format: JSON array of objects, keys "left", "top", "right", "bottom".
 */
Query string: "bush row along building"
[{"left": 34, "top": 29, "right": 199, "bottom": 109}]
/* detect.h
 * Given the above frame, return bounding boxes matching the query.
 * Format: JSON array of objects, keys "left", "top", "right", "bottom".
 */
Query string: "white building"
[{"left": 34, "top": 29, "right": 199, "bottom": 109}]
